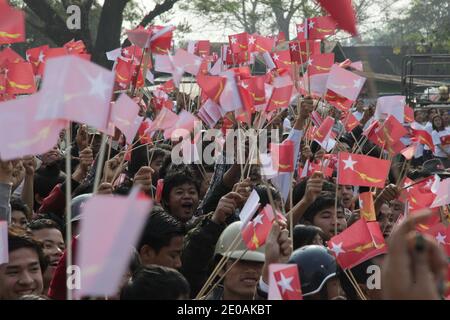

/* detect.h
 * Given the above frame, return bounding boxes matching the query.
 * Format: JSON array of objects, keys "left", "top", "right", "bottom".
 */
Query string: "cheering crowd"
[
  {"left": 0, "top": 91, "right": 449, "bottom": 300},
  {"left": 0, "top": 1, "right": 449, "bottom": 302}
]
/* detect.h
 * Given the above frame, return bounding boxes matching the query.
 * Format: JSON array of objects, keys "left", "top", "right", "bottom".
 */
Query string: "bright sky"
[{"left": 103, "top": 0, "right": 412, "bottom": 43}]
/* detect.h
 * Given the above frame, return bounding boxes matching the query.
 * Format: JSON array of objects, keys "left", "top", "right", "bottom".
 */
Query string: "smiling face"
[
  {"left": 221, "top": 259, "right": 263, "bottom": 300},
  {"left": 167, "top": 183, "right": 199, "bottom": 223},
  {"left": 0, "top": 248, "right": 44, "bottom": 300},
  {"left": 31, "top": 228, "right": 64, "bottom": 270}
]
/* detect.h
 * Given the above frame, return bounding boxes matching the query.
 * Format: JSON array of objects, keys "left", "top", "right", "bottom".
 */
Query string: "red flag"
[
  {"left": 271, "top": 50, "right": 293, "bottom": 70},
  {"left": 272, "top": 265, "right": 303, "bottom": 300},
  {"left": 376, "top": 115, "right": 408, "bottom": 153},
  {"left": 411, "top": 128, "right": 435, "bottom": 152},
  {"left": 314, "top": 116, "right": 334, "bottom": 143},
  {"left": 423, "top": 223, "right": 450, "bottom": 257},
  {"left": 26, "top": 45, "right": 49, "bottom": 75},
  {"left": 317, "top": 0, "right": 358, "bottom": 36},
  {"left": 5, "top": 61, "right": 36, "bottom": 95},
  {"left": 196, "top": 40, "right": 210, "bottom": 57},
  {"left": 337, "top": 152, "right": 391, "bottom": 188},
  {"left": 241, "top": 205, "right": 284, "bottom": 250},
  {"left": 307, "top": 53, "right": 334, "bottom": 76},
  {"left": 289, "top": 40, "right": 321, "bottom": 64},
  {"left": 254, "top": 35, "right": 274, "bottom": 53},
  {"left": 114, "top": 58, "right": 133, "bottom": 88},
  {"left": 241, "top": 76, "right": 266, "bottom": 105},
  {"left": 359, "top": 192, "right": 376, "bottom": 221},
  {"left": 155, "top": 179, "right": 164, "bottom": 204},
  {"left": 326, "top": 64, "right": 366, "bottom": 101},
  {"left": 160, "top": 79, "right": 175, "bottom": 94},
  {"left": 325, "top": 89, "right": 354, "bottom": 112},
  {"left": 197, "top": 73, "right": 227, "bottom": 104},
  {"left": 271, "top": 140, "right": 294, "bottom": 172},
  {"left": 0, "top": 47, "right": 24, "bottom": 67},
  {"left": 0, "top": 2, "right": 25, "bottom": 44},
  {"left": 343, "top": 112, "right": 360, "bottom": 132},
  {"left": 404, "top": 105, "right": 414, "bottom": 123},
  {"left": 310, "top": 110, "right": 324, "bottom": 128},
  {"left": 229, "top": 32, "right": 249, "bottom": 53},
  {"left": 150, "top": 26, "right": 173, "bottom": 54},
  {"left": 328, "top": 219, "right": 386, "bottom": 270},
  {"left": 64, "top": 39, "right": 87, "bottom": 54},
  {"left": 266, "top": 85, "right": 293, "bottom": 112},
  {"left": 297, "top": 16, "right": 337, "bottom": 40}
]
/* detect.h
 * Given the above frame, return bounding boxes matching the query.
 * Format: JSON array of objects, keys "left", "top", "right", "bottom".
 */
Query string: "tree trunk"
[{"left": 93, "top": 0, "right": 130, "bottom": 68}]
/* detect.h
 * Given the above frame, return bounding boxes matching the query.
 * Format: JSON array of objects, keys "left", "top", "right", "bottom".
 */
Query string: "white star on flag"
[
  {"left": 403, "top": 182, "right": 412, "bottom": 191},
  {"left": 272, "top": 53, "right": 280, "bottom": 61},
  {"left": 252, "top": 214, "right": 264, "bottom": 226},
  {"left": 26, "top": 53, "right": 30, "bottom": 61},
  {"left": 123, "top": 49, "right": 129, "bottom": 56},
  {"left": 290, "top": 43, "right": 297, "bottom": 51},
  {"left": 308, "top": 21, "right": 315, "bottom": 29},
  {"left": 435, "top": 232, "right": 446, "bottom": 245},
  {"left": 353, "top": 79, "right": 363, "bottom": 88},
  {"left": 38, "top": 51, "right": 45, "bottom": 63},
  {"left": 342, "top": 156, "right": 357, "bottom": 170},
  {"left": 249, "top": 36, "right": 256, "bottom": 45},
  {"left": 297, "top": 25, "right": 304, "bottom": 33},
  {"left": 87, "top": 73, "right": 111, "bottom": 100},
  {"left": 306, "top": 58, "right": 313, "bottom": 66},
  {"left": 230, "top": 37, "right": 237, "bottom": 44},
  {"left": 330, "top": 242, "right": 345, "bottom": 257},
  {"left": 277, "top": 272, "right": 294, "bottom": 294},
  {"left": 241, "top": 82, "right": 249, "bottom": 89}
]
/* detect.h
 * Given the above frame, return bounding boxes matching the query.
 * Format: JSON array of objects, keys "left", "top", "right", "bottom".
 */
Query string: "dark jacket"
[{"left": 180, "top": 214, "right": 225, "bottom": 298}]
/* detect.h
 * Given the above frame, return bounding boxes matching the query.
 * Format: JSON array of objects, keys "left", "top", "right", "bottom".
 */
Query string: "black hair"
[
  {"left": 10, "top": 197, "right": 31, "bottom": 220},
  {"left": 33, "top": 168, "right": 65, "bottom": 210},
  {"left": 293, "top": 224, "right": 325, "bottom": 250},
  {"left": 292, "top": 177, "right": 335, "bottom": 206},
  {"left": 337, "top": 255, "right": 385, "bottom": 300},
  {"left": 301, "top": 191, "right": 343, "bottom": 224},
  {"left": 148, "top": 147, "right": 170, "bottom": 164},
  {"left": 120, "top": 265, "right": 190, "bottom": 300},
  {"left": 161, "top": 166, "right": 200, "bottom": 206},
  {"left": 137, "top": 208, "right": 185, "bottom": 254},
  {"left": 28, "top": 219, "right": 62, "bottom": 232},
  {"left": 431, "top": 114, "right": 445, "bottom": 131},
  {"left": 8, "top": 227, "right": 48, "bottom": 273},
  {"left": 254, "top": 184, "right": 281, "bottom": 208}
]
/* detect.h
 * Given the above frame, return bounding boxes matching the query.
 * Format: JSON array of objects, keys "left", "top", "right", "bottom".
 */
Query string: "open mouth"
[
  {"left": 181, "top": 202, "right": 194, "bottom": 212},
  {"left": 240, "top": 276, "right": 258, "bottom": 286},
  {"left": 16, "top": 289, "right": 34, "bottom": 296}
]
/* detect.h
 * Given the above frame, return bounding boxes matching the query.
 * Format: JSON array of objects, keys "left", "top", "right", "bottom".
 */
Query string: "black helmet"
[{"left": 288, "top": 245, "right": 337, "bottom": 297}]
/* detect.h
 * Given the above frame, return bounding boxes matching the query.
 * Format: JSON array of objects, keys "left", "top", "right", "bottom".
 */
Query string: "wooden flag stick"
[
  {"left": 203, "top": 248, "right": 249, "bottom": 299},
  {"left": 195, "top": 232, "right": 243, "bottom": 299},
  {"left": 93, "top": 133, "right": 108, "bottom": 194},
  {"left": 64, "top": 124, "right": 73, "bottom": 301}
]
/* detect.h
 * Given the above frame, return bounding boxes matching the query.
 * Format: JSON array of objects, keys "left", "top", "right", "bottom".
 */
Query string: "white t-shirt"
[{"left": 432, "top": 128, "right": 450, "bottom": 157}]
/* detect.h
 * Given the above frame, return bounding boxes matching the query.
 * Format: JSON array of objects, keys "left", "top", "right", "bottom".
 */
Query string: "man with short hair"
[
  {"left": 137, "top": 209, "right": 186, "bottom": 269},
  {"left": 0, "top": 229, "right": 46, "bottom": 300},
  {"left": 28, "top": 219, "right": 65, "bottom": 294}
]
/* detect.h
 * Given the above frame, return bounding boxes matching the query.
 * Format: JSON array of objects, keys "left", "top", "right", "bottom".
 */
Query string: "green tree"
[
  {"left": 9, "top": 0, "right": 181, "bottom": 68},
  {"left": 368, "top": 0, "right": 450, "bottom": 52},
  {"left": 182, "top": 0, "right": 391, "bottom": 40}
]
